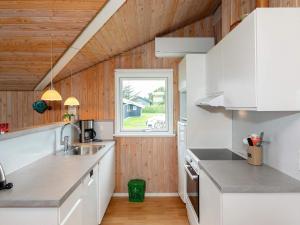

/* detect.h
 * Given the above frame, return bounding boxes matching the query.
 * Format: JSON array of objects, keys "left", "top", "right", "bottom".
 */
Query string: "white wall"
[
  {"left": 0, "top": 125, "right": 71, "bottom": 175},
  {"left": 232, "top": 111, "right": 300, "bottom": 180}
]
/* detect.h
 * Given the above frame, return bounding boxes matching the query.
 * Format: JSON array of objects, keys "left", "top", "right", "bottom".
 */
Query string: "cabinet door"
[
  {"left": 222, "top": 12, "right": 257, "bottom": 109},
  {"left": 200, "top": 170, "right": 221, "bottom": 225},
  {"left": 206, "top": 42, "right": 223, "bottom": 95},
  {"left": 98, "top": 146, "right": 115, "bottom": 223},
  {"left": 83, "top": 165, "right": 98, "bottom": 225},
  {"left": 60, "top": 199, "right": 82, "bottom": 225}
]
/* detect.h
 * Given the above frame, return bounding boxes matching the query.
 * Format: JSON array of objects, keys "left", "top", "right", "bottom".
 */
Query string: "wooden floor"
[{"left": 101, "top": 197, "right": 190, "bottom": 225}]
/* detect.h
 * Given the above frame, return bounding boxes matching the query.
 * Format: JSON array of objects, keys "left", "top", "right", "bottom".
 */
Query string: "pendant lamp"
[
  {"left": 64, "top": 69, "right": 80, "bottom": 106},
  {"left": 41, "top": 36, "right": 62, "bottom": 101}
]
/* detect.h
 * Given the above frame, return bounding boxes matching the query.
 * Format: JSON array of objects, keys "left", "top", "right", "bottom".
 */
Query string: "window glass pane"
[{"left": 121, "top": 79, "right": 167, "bottom": 131}]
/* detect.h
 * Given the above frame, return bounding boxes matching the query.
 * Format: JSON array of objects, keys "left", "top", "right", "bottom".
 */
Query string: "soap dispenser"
[{"left": 0, "top": 163, "right": 13, "bottom": 190}]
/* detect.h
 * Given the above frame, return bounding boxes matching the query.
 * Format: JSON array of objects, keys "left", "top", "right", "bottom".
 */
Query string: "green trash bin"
[{"left": 128, "top": 179, "right": 145, "bottom": 202}]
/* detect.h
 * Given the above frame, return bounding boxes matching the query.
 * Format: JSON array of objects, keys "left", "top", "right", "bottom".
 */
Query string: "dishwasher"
[{"left": 82, "top": 165, "right": 98, "bottom": 225}]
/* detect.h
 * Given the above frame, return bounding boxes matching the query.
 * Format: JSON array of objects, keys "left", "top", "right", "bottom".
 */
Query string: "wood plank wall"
[
  {"left": 49, "top": 16, "right": 215, "bottom": 193},
  {"left": 0, "top": 91, "right": 45, "bottom": 131},
  {"left": 221, "top": 0, "right": 300, "bottom": 38}
]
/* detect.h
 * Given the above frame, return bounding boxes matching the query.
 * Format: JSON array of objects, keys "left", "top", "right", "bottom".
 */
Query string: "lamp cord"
[{"left": 50, "top": 35, "right": 53, "bottom": 89}]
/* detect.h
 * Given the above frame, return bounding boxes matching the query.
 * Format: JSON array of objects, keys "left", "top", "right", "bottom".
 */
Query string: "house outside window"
[{"left": 115, "top": 69, "right": 173, "bottom": 136}]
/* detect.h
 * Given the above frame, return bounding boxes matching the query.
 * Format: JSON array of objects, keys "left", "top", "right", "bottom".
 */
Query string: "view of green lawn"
[{"left": 123, "top": 113, "right": 165, "bottom": 129}]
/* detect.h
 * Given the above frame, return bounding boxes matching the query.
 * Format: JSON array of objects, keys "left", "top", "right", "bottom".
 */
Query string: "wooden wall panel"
[
  {"left": 269, "top": 0, "right": 300, "bottom": 7},
  {"left": 221, "top": 0, "right": 300, "bottom": 38},
  {"left": 0, "top": 91, "right": 44, "bottom": 131},
  {"left": 45, "top": 16, "right": 214, "bottom": 193},
  {"left": 115, "top": 137, "right": 177, "bottom": 193},
  {"left": 221, "top": 0, "right": 256, "bottom": 38}
]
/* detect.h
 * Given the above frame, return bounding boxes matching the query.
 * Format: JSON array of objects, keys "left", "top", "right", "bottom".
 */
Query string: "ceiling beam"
[{"left": 34, "top": 0, "right": 126, "bottom": 91}]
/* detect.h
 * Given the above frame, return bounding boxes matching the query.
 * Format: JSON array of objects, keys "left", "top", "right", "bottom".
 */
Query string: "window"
[{"left": 115, "top": 69, "right": 173, "bottom": 136}]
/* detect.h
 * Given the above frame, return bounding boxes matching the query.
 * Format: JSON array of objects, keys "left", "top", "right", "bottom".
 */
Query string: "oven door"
[{"left": 185, "top": 162, "right": 199, "bottom": 222}]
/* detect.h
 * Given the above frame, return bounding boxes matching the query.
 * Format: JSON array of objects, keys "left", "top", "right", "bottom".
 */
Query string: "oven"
[{"left": 185, "top": 160, "right": 199, "bottom": 223}]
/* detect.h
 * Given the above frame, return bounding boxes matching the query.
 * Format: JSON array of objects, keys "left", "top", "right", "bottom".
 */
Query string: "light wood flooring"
[{"left": 101, "top": 197, "right": 190, "bottom": 225}]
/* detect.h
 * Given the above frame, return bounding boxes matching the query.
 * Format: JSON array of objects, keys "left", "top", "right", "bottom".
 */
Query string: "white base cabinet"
[
  {"left": 0, "top": 143, "right": 116, "bottom": 225},
  {"left": 200, "top": 170, "right": 300, "bottom": 225},
  {"left": 98, "top": 145, "right": 115, "bottom": 224}
]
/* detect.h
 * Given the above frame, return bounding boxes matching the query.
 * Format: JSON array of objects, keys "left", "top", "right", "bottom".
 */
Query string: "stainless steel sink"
[{"left": 56, "top": 145, "right": 105, "bottom": 156}]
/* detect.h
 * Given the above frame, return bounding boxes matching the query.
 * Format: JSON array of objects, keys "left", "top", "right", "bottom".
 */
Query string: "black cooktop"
[{"left": 190, "top": 148, "right": 245, "bottom": 160}]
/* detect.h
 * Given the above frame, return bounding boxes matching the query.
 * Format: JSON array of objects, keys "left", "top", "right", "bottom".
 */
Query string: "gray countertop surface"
[
  {"left": 199, "top": 159, "right": 300, "bottom": 193},
  {"left": 0, "top": 141, "right": 115, "bottom": 208}
]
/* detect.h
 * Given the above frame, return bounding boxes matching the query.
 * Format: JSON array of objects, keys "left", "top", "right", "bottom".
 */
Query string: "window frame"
[{"left": 115, "top": 69, "right": 174, "bottom": 137}]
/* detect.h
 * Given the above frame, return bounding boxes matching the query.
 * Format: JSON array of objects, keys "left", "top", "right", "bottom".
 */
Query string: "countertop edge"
[{"left": 198, "top": 160, "right": 300, "bottom": 194}]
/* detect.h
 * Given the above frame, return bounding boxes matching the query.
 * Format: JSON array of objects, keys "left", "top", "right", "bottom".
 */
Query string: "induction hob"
[{"left": 189, "top": 148, "right": 245, "bottom": 160}]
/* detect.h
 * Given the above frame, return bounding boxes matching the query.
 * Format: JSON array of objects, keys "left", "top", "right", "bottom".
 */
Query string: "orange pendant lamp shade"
[
  {"left": 64, "top": 96, "right": 80, "bottom": 106},
  {"left": 41, "top": 35, "right": 62, "bottom": 102},
  {"left": 41, "top": 89, "right": 62, "bottom": 101}
]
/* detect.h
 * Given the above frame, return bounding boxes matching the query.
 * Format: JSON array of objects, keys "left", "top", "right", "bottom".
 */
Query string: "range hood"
[{"left": 195, "top": 93, "right": 225, "bottom": 107}]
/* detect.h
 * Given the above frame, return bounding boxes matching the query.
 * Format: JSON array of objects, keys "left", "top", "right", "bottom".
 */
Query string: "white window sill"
[{"left": 114, "top": 132, "right": 176, "bottom": 137}]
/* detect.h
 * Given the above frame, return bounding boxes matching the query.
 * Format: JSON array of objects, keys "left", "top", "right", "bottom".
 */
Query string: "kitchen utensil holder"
[{"left": 247, "top": 146, "right": 262, "bottom": 166}]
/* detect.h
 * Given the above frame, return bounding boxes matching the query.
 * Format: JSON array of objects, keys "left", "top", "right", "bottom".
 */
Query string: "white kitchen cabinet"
[
  {"left": 59, "top": 180, "right": 83, "bottom": 225},
  {"left": 182, "top": 54, "right": 232, "bottom": 149},
  {"left": 205, "top": 41, "right": 223, "bottom": 96},
  {"left": 200, "top": 169, "right": 221, "bottom": 225},
  {"left": 177, "top": 121, "right": 187, "bottom": 203},
  {"left": 60, "top": 199, "right": 82, "bottom": 225},
  {"left": 220, "top": 8, "right": 300, "bottom": 110},
  {"left": 98, "top": 145, "right": 115, "bottom": 224},
  {"left": 200, "top": 170, "right": 300, "bottom": 225},
  {"left": 82, "top": 165, "right": 98, "bottom": 225},
  {"left": 222, "top": 12, "right": 256, "bottom": 109}
]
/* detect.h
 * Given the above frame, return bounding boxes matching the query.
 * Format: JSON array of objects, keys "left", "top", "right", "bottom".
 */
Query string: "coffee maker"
[{"left": 79, "top": 120, "right": 96, "bottom": 143}]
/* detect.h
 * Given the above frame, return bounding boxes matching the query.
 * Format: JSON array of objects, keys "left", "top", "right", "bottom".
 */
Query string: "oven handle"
[{"left": 184, "top": 164, "right": 198, "bottom": 180}]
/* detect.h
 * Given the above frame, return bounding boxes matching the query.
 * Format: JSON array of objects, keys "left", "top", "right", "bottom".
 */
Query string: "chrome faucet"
[{"left": 60, "top": 123, "right": 81, "bottom": 152}]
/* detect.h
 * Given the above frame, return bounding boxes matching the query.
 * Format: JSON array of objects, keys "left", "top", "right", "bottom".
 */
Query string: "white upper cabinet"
[
  {"left": 207, "top": 8, "right": 300, "bottom": 111},
  {"left": 206, "top": 41, "right": 224, "bottom": 96},
  {"left": 222, "top": 11, "right": 256, "bottom": 109}
]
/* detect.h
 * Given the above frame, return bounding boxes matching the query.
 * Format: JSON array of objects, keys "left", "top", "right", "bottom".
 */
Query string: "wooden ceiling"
[
  {"left": 0, "top": 0, "right": 107, "bottom": 90},
  {"left": 0, "top": 0, "right": 220, "bottom": 90},
  {"left": 53, "top": 0, "right": 221, "bottom": 82}
]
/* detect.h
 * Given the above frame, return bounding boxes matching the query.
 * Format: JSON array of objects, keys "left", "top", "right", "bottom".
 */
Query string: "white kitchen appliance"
[
  {"left": 185, "top": 150, "right": 200, "bottom": 225},
  {"left": 177, "top": 121, "right": 187, "bottom": 203},
  {"left": 155, "top": 37, "right": 214, "bottom": 57},
  {"left": 82, "top": 165, "right": 98, "bottom": 225}
]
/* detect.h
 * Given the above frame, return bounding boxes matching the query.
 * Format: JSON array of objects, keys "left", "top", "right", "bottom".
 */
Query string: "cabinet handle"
[{"left": 184, "top": 165, "right": 198, "bottom": 180}]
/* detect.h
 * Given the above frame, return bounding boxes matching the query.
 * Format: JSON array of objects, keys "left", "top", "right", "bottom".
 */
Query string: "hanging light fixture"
[
  {"left": 41, "top": 36, "right": 62, "bottom": 101},
  {"left": 64, "top": 68, "right": 80, "bottom": 106}
]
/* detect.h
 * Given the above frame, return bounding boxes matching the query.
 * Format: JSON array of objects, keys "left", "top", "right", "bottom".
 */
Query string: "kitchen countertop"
[
  {"left": 199, "top": 160, "right": 300, "bottom": 193},
  {"left": 0, "top": 141, "right": 115, "bottom": 208}
]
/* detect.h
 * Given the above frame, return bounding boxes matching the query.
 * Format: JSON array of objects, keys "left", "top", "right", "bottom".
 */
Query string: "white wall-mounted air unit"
[{"left": 155, "top": 37, "right": 214, "bottom": 57}]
